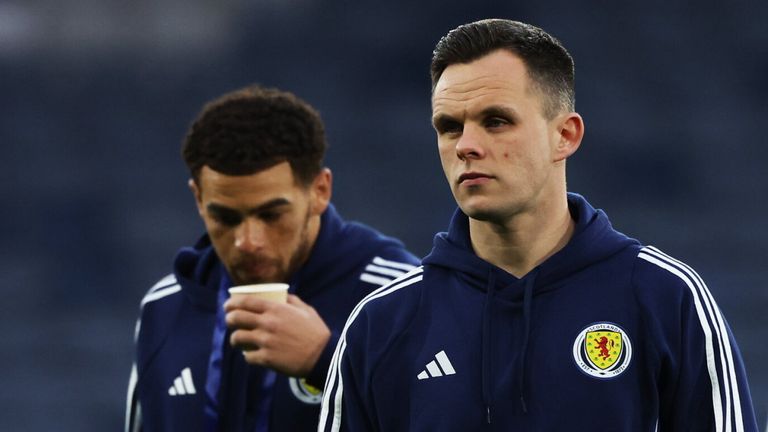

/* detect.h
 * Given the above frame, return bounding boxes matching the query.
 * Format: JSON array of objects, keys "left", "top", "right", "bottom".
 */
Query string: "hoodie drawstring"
[
  {"left": 482, "top": 269, "right": 538, "bottom": 423},
  {"left": 518, "top": 272, "right": 536, "bottom": 414},
  {"left": 481, "top": 269, "right": 496, "bottom": 424}
]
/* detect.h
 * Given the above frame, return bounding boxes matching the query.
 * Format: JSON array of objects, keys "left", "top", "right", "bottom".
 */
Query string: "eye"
[
  {"left": 260, "top": 211, "right": 280, "bottom": 222},
  {"left": 484, "top": 117, "right": 509, "bottom": 129},
  {"left": 436, "top": 119, "right": 463, "bottom": 136},
  {"left": 259, "top": 208, "right": 289, "bottom": 223},
  {"left": 210, "top": 209, "right": 242, "bottom": 227}
]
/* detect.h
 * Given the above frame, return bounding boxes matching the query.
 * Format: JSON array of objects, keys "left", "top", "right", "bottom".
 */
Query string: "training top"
[
  {"left": 125, "top": 204, "right": 419, "bottom": 432},
  {"left": 319, "top": 193, "right": 758, "bottom": 431}
]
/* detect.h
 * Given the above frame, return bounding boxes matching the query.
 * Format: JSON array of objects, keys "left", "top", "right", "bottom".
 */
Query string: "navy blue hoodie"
[
  {"left": 319, "top": 193, "right": 757, "bottom": 431},
  {"left": 125, "top": 204, "right": 418, "bottom": 432}
]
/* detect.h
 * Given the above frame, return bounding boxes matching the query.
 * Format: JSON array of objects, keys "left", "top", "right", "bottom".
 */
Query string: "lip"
[
  {"left": 458, "top": 172, "right": 493, "bottom": 185},
  {"left": 234, "top": 259, "right": 275, "bottom": 278}
]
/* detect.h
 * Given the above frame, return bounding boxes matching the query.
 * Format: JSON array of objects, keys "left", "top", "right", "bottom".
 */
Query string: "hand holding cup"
[{"left": 224, "top": 283, "right": 331, "bottom": 377}]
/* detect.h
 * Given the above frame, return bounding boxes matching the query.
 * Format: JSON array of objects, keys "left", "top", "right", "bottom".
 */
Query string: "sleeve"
[
  {"left": 125, "top": 337, "right": 143, "bottom": 432},
  {"left": 309, "top": 248, "right": 418, "bottom": 389},
  {"left": 636, "top": 247, "right": 758, "bottom": 431},
  {"left": 317, "top": 308, "right": 377, "bottom": 432},
  {"left": 304, "top": 330, "right": 340, "bottom": 389},
  {"left": 660, "top": 304, "right": 758, "bottom": 432},
  {"left": 125, "top": 273, "right": 178, "bottom": 432}
]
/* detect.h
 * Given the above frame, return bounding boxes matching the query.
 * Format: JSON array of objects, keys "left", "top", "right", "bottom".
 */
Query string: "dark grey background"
[{"left": 1, "top": 1, "right": 766, "bottom": 430}]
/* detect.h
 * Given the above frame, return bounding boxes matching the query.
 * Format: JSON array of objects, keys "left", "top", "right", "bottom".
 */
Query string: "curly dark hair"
[
  {"left": 182, "top": 85, "right": 326, "bottom": 186},
  {"left": 431, "top": 19, "right": 575, "bottom": 119}
]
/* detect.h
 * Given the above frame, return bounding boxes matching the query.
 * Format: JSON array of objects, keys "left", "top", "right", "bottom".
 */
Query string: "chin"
[
  {"left": 458, "top": 203, "right": 497, "bottom": 222},
  {"left": 458, "top": 191, "right": 531, "bottom": 222}
]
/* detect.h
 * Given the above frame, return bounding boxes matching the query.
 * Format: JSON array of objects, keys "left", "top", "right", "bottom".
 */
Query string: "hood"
[
  {"left": 421, "top": 192, "right": 638, "bottom": 422},
  {"left": 423, "top": 192, "right": 638, "bottom": 297},
  {"left": 173, "top": 234, "right": 226, "bottom": 311},
  {"left": 289, "top": 204, "right": 408, "bottom": 298}
]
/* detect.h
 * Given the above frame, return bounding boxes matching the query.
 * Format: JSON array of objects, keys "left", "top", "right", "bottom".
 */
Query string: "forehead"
[
  {"left": 197, "top": 162, "right": 300, "bottom": 206},
  {"left": 432, "top": 50, "right": 539, "bottom": 115}
]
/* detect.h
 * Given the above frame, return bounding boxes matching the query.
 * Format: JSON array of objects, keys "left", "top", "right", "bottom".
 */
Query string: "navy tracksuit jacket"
[
  {"left": 319, "top": 193, "right": 758, "bottom": 431},
  {"left": 125, "top": 204, "right": 418, "bottom": 432}
]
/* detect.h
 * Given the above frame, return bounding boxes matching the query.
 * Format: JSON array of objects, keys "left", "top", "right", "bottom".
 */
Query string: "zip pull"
[{"left": 486, "top": 405, "right": 492, "bottom": 424}]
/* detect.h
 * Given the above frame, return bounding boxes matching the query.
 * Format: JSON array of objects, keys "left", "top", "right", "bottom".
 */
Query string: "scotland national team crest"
[
  {"left": 289, "top": 377, "right": 323, "bottom": 404},
  {"left": 572, "top": 322, "right": 632, "bottom": 378}
]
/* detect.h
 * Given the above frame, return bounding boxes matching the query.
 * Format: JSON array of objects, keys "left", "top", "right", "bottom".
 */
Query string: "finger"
[
  {"left": 224, "top": 295, "right": 271, "bottom": 312},
  {"left": 242, "top": 347, "right": 273, "bottom": 368},
  {"left": 224, "top": 295, "right": 274, "bottom": 313},
  {"left": 225, "top": 309, "right": 263, "bottom": 330},
  {"left": 230, "top": 328, "right": 269, "bottom": 350}
]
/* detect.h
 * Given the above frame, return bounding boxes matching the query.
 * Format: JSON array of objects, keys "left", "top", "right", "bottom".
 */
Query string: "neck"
[{"left": 468, "top": 194, "right": 574, "bottom": 278}]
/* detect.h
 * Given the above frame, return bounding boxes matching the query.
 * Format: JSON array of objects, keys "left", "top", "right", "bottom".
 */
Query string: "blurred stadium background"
[{"left": 1, "top": 0, "right": 765, "bottom": 430}]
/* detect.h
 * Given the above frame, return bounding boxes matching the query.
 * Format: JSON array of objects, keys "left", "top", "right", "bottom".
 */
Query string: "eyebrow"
[
  {"left": 206, "top": 197, "right": 292, "bottom": 216},
  {"left": 431, "top": 113, "right": 455, "bottom": 130},
  {"left": 432, "top": 104, "right": 520, "bottom": 128},
  {"left": 480, "top": 105, "right": 518, "bottom": 120}
]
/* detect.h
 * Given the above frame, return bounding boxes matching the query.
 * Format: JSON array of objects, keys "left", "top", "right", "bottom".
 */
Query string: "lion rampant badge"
[{"left": 573, "top": 322, "right": 632, "bottom": 378}]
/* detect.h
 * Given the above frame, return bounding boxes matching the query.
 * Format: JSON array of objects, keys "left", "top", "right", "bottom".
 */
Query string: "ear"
[
  {"left": 188, "top": 178, "right": 205, "bottom": 217},
  {"left": 552, "top": 112, "right": 584, "bottom": 162},
  {"left": 309, "top": 168, "right": 332, "bottom": 215}
]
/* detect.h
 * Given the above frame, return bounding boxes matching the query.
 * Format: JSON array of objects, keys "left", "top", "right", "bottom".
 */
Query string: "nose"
[
  {"left": 455, "top": 124, "right": 485, "bottom": 161},
  {"left": 234, "top": 218, "right": 265, "bottom": 253}
]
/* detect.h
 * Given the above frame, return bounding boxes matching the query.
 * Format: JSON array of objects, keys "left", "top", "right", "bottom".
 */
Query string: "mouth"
[
  {"left": 458, "top": 172, "right": 493, "bottom": 185},
  {"left": 231, "top": 258, "right": 278, "bottom": 283}
]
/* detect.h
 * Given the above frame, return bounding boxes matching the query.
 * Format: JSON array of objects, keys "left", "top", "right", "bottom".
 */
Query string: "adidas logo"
[
  {"left": 168, "top": 367, "right": 197, "bottom": 396},
  {"left": 417, "top": 350, "right": 456, "bottom": 380}
]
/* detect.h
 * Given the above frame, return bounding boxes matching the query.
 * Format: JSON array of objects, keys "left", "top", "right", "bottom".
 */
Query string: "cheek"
[
  {"left": 438, "top": 145, "right": 456, "bottom": 169},
  {"left": 206, "top": 228, "right": 235, "bottom": 260},
  {"left": 203, "top": 220, "right": 228, "bottom": 241},
  {"left": 272, "top": 218, "right": 305, "bottom": 250},
  {"left": 437, "top": 138, "right": 455, "bottom": 156},
  {"left": 274, "top": 227, "right": 297, "bottom": 247}
]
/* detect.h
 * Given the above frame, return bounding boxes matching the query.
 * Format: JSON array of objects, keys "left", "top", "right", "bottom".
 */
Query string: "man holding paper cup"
[{"left": 125, "top": 85, "right": 419, "bottom": 432}]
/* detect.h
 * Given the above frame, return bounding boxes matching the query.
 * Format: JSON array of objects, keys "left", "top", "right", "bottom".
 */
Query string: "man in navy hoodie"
[
  {"left": 319, "top": 19, "right": 758, "bottom": 431},
  {"left": 124, "top": 85, "right": 418, "bottom": 432}
]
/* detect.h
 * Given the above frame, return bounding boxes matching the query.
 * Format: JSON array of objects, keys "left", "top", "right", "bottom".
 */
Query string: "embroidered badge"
[
  {"left": 572, "top": 322, "right": 632, "bottom": 378},
  {"left": 289, "top": 377, "right": 323, "bottom": 404}
]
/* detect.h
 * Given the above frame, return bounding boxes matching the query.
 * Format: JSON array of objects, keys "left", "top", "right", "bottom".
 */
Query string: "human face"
[
  {"left": 191, "top": 162, "right": 331, "bottom": 285},
  {"left": 432, "top": 49, "right": 577, "bottom": 224}
]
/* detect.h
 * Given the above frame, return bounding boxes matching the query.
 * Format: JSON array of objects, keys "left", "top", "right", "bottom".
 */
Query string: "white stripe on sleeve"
[
  {"left": 319, "top": 267, "right": 424, "bottom": 431},
  {"left": 364, "top": 264, "right": 406, "bottom": 278},
  {"left": 148, "top": 273, "right": 177, "bottom": 293},
  {"left": 140, "top": 284, "right": 181, "bottom": 308},
  {"left": 372, "top": 256, "right": 417, "bottom": 271},
  {"left": 359, "top": 273, "right": 394, "bottom": 286},
  {"left": 639, "top": 246, "right": 744, "bottom": 432},
  {"left": 125, "top": 363, "right": 139, "bottom": 432}
]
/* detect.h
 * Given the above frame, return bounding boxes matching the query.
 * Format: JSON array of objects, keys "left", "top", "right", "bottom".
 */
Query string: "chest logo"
[
  {"left": 289, "top": 377, "right": 323, "bottom": 404},
  {"left": 572, "top": 322, "right": 632, "bottom": 379}
]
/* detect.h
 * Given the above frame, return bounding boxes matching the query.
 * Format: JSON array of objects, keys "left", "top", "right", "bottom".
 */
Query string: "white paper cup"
[{"left": 228, "top": 283, "right": 289, "bottom": 303}]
